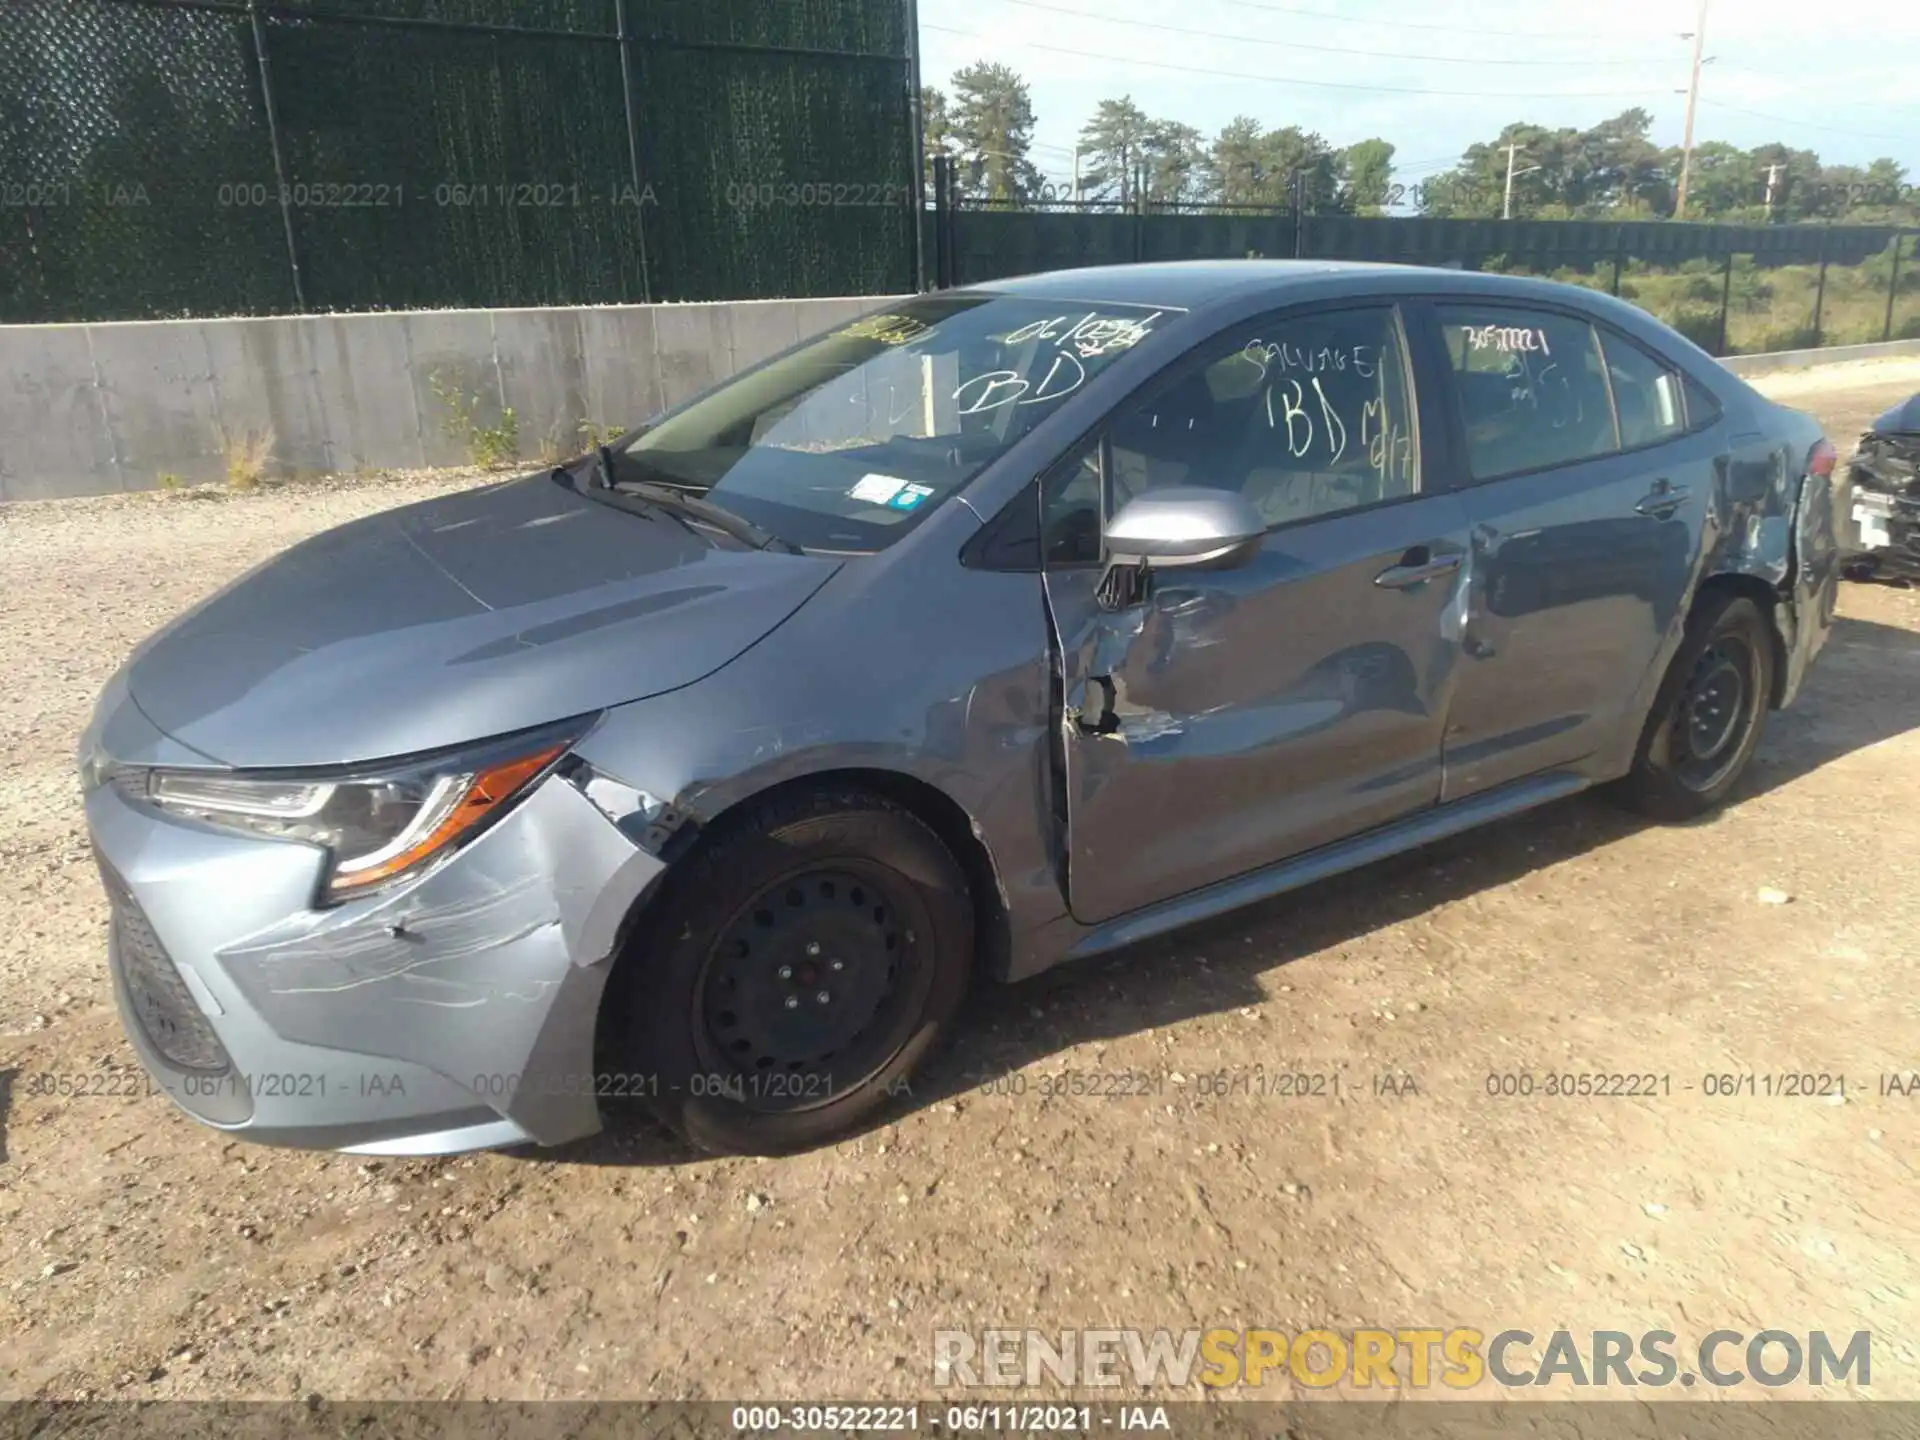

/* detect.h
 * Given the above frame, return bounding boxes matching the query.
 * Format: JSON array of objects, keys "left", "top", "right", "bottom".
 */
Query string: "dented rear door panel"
[{"left": 1440, "top": 435, "right": 1716, "bottom": 799}]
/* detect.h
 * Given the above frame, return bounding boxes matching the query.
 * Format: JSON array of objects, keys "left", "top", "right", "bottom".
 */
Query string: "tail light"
[{"left": 1808, "top": 438, "right": 1837, "bottom": 478}]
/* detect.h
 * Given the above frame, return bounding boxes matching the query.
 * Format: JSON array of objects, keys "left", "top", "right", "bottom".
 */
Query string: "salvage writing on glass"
[
  {"left": 999, "top": 310, "right": 1164, "bottom": 358},
  {"left": 1501, "top": 350, "right": 1583, "bottom": 431},
  {"left": 1465, "top": 324, "right": 1551, "bottom": 356},
  {"left": 953, "top": 311, "right": 1163, "bottom": 415},
  {"left": 1251, "top": 359, "right": 1420, "bottom": 485},
  {"left": 1241, "top": 339, "right": 1378, "bottom": 380}
]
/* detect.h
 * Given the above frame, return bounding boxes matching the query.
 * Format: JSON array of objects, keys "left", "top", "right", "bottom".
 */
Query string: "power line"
[
  {"left": 922, "top": 22, "right": 1669, "bottom": 100},
  {"left": 989, "top": 0, "right": 1665, "bottom": 66},
  {"left": 1698, "top": 98, "right": 1915, "bottom": 148},
  {"left": 1197, "top": 0, "right": 1671, "bottom": 42}
]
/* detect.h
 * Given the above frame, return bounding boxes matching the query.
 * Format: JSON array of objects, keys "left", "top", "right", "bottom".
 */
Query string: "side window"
[
  {"left": 1682, "top": 372, "right": 1723, "bottom": 430},
  {"left": 1105, "top": 306, "right": 1419, "bottom": 531},
  {"left": 1437, "top": 305, "right": 1618, "bottom": 479},
  {"left": 1599, "top": 332, "right": 1686, "bottom": 450},
  {"left": 1040, "top": 443, "right": 1103, "bottom": 567}
]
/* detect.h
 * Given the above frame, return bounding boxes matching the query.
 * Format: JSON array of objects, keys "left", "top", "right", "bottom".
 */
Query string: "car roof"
[
  {"left": 968, "top": 258, "right": 1621, "bottom": 314},
  {"left": 970, "top": 259, "right": 1413, "bottom": 308}
]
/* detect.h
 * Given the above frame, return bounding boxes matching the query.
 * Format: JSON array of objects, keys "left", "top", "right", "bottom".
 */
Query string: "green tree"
[
  {"left": 1142, "top": 120, "right": 1206, "bottom": 207},
  {"left": 1578, "top": 109, "right": 1668, "bottom": 214},
  {"left": 1205, "top": 116, "right": 1271, "bottom": 206},
  {"left": 1077, "top": 97, "right": 1155, "bottom": 205},
  {"left": 920, "top": 85, "right": 953, "bottom": 194},
  {"left": 1262, "top": 126, "right": 1346, "bottom": 212},
  {"left": 1674, "top": 141, "right": 1761, "bottom": 220},
  {"left": 1342, "top": 138, "right": 1395, "bottom": 214},
  {"left": 1200, "top": 119, "right": 1345, "bottom": 209},
  {"left": 948, "top": 62, "right": 1042, "bottom": 203}
]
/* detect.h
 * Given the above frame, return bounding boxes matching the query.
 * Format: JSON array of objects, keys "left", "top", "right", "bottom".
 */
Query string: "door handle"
[
  {"left": 1634, "top": 479, "right": 1691, "bottom": 518},
  {"left": 1374, "top": 546, "right": 1463, "bottom": 589}
]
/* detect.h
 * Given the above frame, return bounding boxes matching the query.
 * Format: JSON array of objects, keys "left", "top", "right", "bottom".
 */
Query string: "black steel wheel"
[
  {"left": 693, "top": 863, "right": 933, "bottom": 1114},
  {"left": 601, "top": 787, "right": 972, "bottom": 1156},
  {"left": 1618, "top": 591, "right": 1775, "bottom": 821},
  {"left": 1671, "top": 633, "right": 1763, "bottom": 794}
]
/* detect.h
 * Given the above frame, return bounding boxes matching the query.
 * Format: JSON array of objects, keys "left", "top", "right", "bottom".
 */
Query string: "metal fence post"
[
  {"left": 904, "top": 0, "right": 926, "bottom": 292},
  {"left": 1132, "top": 161, "right": 1145, "bottom": 262},
  {"left": 1609, "top": 225, "right": 1625, "bottom": 296},
  {"left": 1811, "top": 222, "right": 1831, "bottom": 347},
  {"left": 1290, "top": 170, "right": 1305, "bottom": 259},
  {"left": 246, "top": 0, "right": 306, "bottom": 310},
  {"left": 613, "top": 0, "right": 652, "bottom": 303},
  {"left": 1885, "top": 232, "right": 1907, "bottom": 343},
  {"left": 1716, "top": 247, "right": 1734, "bottom": 357},
  {"left": 931, "top": 153, "right": 952, "bottom": 288}
]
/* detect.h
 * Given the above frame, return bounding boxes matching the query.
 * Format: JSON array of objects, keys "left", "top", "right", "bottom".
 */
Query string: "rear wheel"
[
  {"left": 602, "top": 788, "right": 972, "bottom": 1156},
  {"left": 1617, "top": 592, "right": 1774, "bottom": 821}
]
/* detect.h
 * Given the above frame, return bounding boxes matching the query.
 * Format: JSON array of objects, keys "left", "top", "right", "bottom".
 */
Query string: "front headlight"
[{"left": 113, "top": 717, "right": 594, "bottom": 902}]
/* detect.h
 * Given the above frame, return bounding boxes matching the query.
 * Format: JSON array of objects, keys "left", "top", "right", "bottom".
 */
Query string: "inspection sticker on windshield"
[
  {"left": 848, "top": 474, "right": 907, "bottom": 505},
  {"left": 887, "top": 483, "right": 935, "bottom": 511}
]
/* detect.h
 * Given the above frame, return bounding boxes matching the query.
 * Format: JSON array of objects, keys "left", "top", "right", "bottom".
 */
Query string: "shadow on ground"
[{"left": 551, "top": 612, "right": 1920, "bottom": 1167}]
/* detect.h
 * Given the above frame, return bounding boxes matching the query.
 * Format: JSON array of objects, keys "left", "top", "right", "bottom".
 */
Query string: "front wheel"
[
  {"left": 1617, "top": 592, "right": 1774, "bottom": 821},
  {"left": 601, "top": 788, "right": 972, "bottom": 1156}
]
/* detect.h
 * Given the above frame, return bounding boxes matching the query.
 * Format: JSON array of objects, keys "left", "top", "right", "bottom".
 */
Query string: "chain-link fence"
[
  {"left": 929, "top": 165, "right": 1919, "bottom": 359},
  {"left": 0, "top": 0, "right": 918, "bottom": 322}
]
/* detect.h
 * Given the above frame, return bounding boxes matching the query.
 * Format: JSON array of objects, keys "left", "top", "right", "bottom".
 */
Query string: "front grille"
[{"left": 99, "top": 863, "right": 232, "bottom": 1074}]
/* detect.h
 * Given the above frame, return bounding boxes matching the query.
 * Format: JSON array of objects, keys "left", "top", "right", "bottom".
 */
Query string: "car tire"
[
  {"left": 601, "top": 787, "right": 972, "bottom": 1156},
  {"left": 1617, "top": 591, "right": 1775, "bottom": 822}
]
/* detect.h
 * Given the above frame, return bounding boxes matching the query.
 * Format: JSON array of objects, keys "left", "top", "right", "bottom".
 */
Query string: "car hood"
[
  {"left": 121, "top": 472, "right": 841, "bottom": 768},
  {"left": 1852, "top": 395, "right": 1920, "bottom": 498},
  {"left": 1868, "top": 393, "right": 1920, "bottom": 436}
]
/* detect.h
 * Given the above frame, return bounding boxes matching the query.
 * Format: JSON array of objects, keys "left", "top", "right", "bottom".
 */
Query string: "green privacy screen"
[{"left": 0, "top": 0, "right": 917, "bottom": 320}]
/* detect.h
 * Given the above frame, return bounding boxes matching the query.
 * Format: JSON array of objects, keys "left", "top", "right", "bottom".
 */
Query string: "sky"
[{"left": 916, "top": 0, "right": 1920, "bottom": 192}]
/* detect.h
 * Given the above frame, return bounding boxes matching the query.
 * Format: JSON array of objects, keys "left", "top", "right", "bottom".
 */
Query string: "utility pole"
[
  {"left": 1674, "top": 0, "right": 1709, "bottom": 220},
  {"left": 1763, "top": 161, "right": 1783, "bottom": 222},
  {"left": 1502, "top": 143, "right": 1523, "bottom": 220}
]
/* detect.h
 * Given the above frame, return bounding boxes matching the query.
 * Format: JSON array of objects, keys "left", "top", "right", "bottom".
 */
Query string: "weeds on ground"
[
  {"left": 537, "top": 418, "right": 623, "bottom": 466},
  {"left": 216, "top": 424, "right": 276, "bottom": 490},
  {"left": 429, "top": 370, "right": 520, "bottom": 468}
]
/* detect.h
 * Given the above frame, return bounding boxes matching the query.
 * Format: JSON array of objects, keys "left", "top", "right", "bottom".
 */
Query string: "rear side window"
[
  {"left": 1599, "top": 332, "right": 1686, "bottom": 450},
  {"left": 1682, "top": 372, "right": 1723, "bottom": 429},
  {"left": 1437, "top": 305, "right": 1618, "bottom": 480}
]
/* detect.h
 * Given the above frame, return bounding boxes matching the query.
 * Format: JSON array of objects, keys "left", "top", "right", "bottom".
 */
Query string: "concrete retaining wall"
[
  {"left": 6, "top": 306, "right": 1915, "bottom": 503},
  {"left": 1719, "top": 337, "right": 1920, "bottom": 377},
  {"left": 0, "top": 297, "right": 910, "bottom": 503}
]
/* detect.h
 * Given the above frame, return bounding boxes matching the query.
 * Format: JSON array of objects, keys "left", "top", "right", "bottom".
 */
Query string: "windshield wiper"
[
  {"left": 560, "top": 447, "right": 802, "bottom": 555},
  {"left": 608, "top": 477, "right": 803, "bottom": 555}
]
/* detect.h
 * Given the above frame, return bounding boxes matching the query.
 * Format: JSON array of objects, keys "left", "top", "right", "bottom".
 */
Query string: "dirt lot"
[{"left": 2, "top": 363, "right": 1917, "bottom": 1404}]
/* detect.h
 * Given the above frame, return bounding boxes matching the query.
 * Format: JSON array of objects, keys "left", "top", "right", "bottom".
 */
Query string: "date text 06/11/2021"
[{"left": 727, "top": 1405, "right": 1175, "bottom": 1433}]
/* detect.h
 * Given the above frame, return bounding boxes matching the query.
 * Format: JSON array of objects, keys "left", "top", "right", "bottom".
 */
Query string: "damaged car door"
[
  {"left": 1042, "top": 302, "right": 1473, "bottom": 925},
  {"left": 1424, "top": 302, "right": 1717, "bottom": 799}
]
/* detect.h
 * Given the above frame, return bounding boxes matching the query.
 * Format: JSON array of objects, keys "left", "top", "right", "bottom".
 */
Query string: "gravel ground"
[{"left": 1, "top": 371, "right": 1917, "bottom": 1404}]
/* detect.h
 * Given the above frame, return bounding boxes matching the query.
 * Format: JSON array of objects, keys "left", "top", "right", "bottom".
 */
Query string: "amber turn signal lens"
[{"left": 327, "top": 744, "right": 566, "bottom": 895}]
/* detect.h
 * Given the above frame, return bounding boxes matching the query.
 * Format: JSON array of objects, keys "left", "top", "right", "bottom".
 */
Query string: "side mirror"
[{"left": 1105, "top": 486, "right": 1266, "bottom": 571}]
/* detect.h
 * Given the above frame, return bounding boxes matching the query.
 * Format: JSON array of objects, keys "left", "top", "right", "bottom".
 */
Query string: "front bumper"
[
  {"left": 82, "top": 685, "right": 665, "bottom": 1155},
  {"left": 1837, "top": 473, "right": 1920, "bottom": 579}
]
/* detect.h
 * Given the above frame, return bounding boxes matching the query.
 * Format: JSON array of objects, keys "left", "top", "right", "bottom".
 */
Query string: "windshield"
[{"left": 606, "top": 294, "right": 1177, "bottom": 551}]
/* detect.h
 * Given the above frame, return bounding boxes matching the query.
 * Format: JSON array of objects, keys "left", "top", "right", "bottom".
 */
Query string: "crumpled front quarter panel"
[{"left": 213, "top": 777, "right": 662, "bottom": 1145}]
